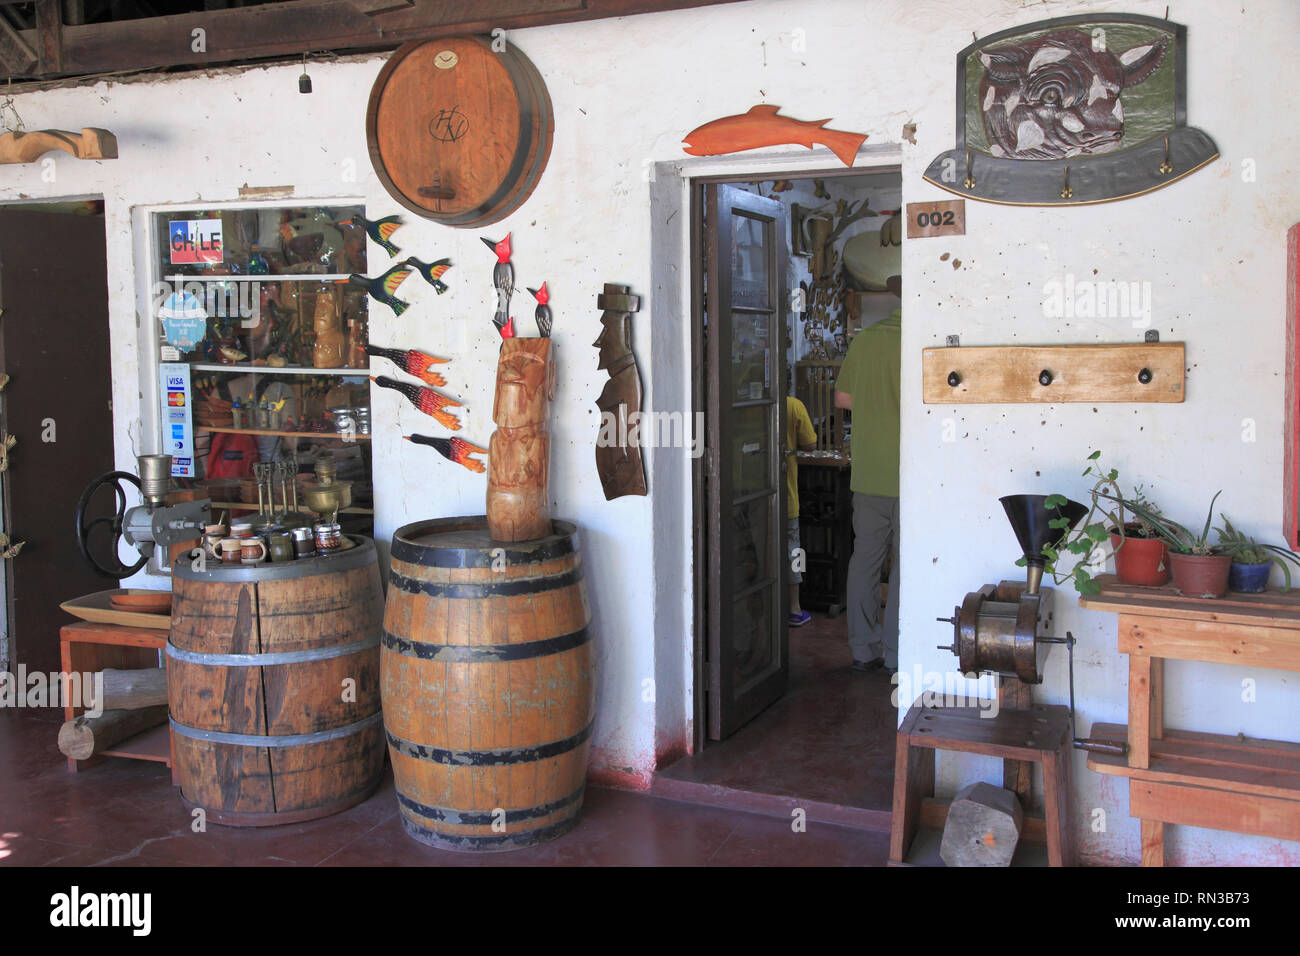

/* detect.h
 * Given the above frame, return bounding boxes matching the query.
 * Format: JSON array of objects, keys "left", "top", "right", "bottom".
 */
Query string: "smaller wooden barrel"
[
  {"left": 168, "top": 539, "right": 385, "bottom": 826},
  {"left": 383, "top": 517, "right": 594, "bottom": 850},
  {"left": 366, "top": 36, "right": 554, "bottom": 227}
]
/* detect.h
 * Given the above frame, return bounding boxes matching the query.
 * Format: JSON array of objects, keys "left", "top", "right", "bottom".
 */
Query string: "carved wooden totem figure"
[
  {"left": 487, "top": 337, "right": 556, "bottom": 542},
  {"left": 593, "top": 283, "right": 646, "bottom": 499}
]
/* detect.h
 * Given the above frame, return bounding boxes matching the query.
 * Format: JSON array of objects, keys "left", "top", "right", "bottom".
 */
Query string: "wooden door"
[
  {"left": 0, "top": 208, "right": 116, "bottom": 674},
  {"left": 703, "top": 184, "right": 789, "bottom": 740}
]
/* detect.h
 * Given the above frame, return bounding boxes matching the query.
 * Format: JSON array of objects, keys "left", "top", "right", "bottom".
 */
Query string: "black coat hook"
[{"left": 1038, "top": 369, "right": 1053, "bottom": 386}]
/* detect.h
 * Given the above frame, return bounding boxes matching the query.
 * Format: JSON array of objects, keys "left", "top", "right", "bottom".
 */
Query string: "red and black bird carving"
[
  {"left": 404, "top": 434, "right": 487, "bottom": 474},
  {"left": 527, "top": 281, "right": 553, "bottom": 338},
  {"left": 342, "top": 213, "right": 404, "bottom": 258},
  {"left": 372, "top": 375, "right": 462, "bottom": 430},
  {"left": 499, "top": 316, "right": 516, "bottom": 339},
  {"left": 365, "top": 345, "right": 449, "bottom": 387},
  {"left": 482, "top": 233, "right": 514, "bottom": 335},
  {"left": 405, "top": 257, "right": 452, "bottom": 294},
  {"left": 340, "top": 263, "right": 414, "bottom": 317}
]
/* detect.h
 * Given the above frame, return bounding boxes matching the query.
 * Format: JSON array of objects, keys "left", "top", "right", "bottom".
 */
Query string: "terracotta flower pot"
[
  {"left": 1109, "top": 532, "right": 1170, "bottom": 587},
  {"left": 1168, "top": 552, "right": 1232, "bottom": 599}
]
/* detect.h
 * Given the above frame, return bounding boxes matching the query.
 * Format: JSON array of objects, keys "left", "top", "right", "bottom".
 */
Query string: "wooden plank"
[
  {"left": 0, "top": 14, "right": 36, "bottom": 73},
  {"left": 1128, "top": 654, "right": 1151, "bottom": 770},
  {"left": 1132, "top": 779, "right": 1300, "bottom": 845},
  {"left": 922, "top": 343, "right": 1185, "bottom": 405},
  {"left": 1150, "top": 656, "right": 1164, "bottom": 741},
  {"left": 35, "top": 0, "right": 61, "bottom": 74},
  {"left": 1286, "top": 222, "right": 1300, "bottom": 550},
  {"left": 61, "top": 621, "right": 167, "bottom": 648},
  {"left": 1087, "top": 725, "right": 1300, "bottom": 801},
  {"left": 1139, "top": 818, "right": 1164, "bottom": 867},
  {"left": 889, "top": 739, "right": 934, "bottom": 864},
  {"left": 999, "top": 677, "right": 1034, "bottom": 807},
  {"left": 1120, "top": 615, "right": 1300, "bottom": 671},
  {"left": 11, "top": 0, "right": 747, "bottom": 78},
  {"left": 1081, "top": 574, "right": 1300, "bottom": 625}
]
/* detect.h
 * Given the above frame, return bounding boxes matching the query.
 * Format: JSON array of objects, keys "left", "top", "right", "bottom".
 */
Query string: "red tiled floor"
[
  {"left": 654, "top": 611, "right": 897, "bottom": 817},
  {"left": 0, "top": 706, "right": 888, "bottom": 867}
]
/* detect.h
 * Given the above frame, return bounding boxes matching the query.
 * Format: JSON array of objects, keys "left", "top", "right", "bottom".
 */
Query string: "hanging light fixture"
[{"left": 298, "top": 53, "right": 312, "bottom": 94}]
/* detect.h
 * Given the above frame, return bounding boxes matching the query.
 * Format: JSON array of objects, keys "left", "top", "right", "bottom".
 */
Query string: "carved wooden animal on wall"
[
  {"left": 593, "top": 283, "right": 646, "bottom": 500},
  {"left": 0, "top": 128, "right": 117, "bottom": 164}
]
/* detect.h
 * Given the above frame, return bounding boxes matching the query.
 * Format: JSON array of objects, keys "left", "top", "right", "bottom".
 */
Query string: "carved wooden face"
[{"left": 493, "top": 337, "right": 555, "bottom": 427}]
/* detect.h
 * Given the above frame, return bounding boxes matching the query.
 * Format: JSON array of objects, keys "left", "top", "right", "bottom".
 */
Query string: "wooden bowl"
[{"left": 108, "top": 590, "right": 173, "bottom": 614}]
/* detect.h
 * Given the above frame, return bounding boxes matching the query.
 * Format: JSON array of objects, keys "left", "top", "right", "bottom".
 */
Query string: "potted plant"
[
  {"left": 1215, "top": 517, "right": 1300, "bottom": 593},
  {"left": 1099, "top": 490, "right": 1230, "bottom": 598},
  {"left": 1029, "top": 452, "right": 1170, "bottom": 595}
]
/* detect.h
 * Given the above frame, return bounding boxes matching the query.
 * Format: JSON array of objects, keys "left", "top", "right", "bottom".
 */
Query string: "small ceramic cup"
[
  {"left": 204, "top": 524, "right": 227, "bottom": 558},
  {"left": 291, "top": 526, "right": 314, "bottom": 558},
  {"left": 268, "top": 531, "right": 294, "bottom": 563},
  {"left": 230, "top": 521, "right": 254, "bottom": 539},
  {"left": 240, "top": 538, "right": 268, "bottom": 564},
  {"left": 220, "top": 538, "right": 242, "bottom": 564}
]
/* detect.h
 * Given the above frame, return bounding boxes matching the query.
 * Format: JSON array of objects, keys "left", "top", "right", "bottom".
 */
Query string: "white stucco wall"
[{"left": 2, "top": 0, "right": 1297, "bottom": 864}]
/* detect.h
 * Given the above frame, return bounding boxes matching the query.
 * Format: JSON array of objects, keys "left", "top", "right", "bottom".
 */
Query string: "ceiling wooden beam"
[
  {"left": 10, "top": 0, "right": 746, "bottom": 79},
  {"left": 36, "top": 0, "right": 63, "bottom": 74},
  {"left": 0, "top": 15, "right": 36, "bottom": 74}
]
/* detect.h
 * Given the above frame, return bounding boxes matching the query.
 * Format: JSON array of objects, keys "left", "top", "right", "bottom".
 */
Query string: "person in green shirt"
[
  {"left": 834, "top": 306, "right": 901, "bottom": 673},
  {"left": 786, "top": 395, "right": 818, "bottom": 627}
]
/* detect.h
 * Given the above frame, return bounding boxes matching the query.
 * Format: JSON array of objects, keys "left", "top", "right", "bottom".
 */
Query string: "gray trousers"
[{"left": 848, "top": 493, "right": 899, "bottom": 667}]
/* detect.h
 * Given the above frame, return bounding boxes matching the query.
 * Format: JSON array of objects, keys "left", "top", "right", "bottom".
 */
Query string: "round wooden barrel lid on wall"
[
  {"left": 366, "top": 36, "right": 554, "bottom": 228},
  {"left": 168, "top": 540, "right": 386, "bottom": 827},
  {"left": 381, "top": 517, "right": 595, "bottom": 851}
]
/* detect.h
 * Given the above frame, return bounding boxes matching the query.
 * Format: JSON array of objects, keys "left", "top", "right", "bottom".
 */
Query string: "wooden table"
[
  {"left": 60, "top": 620, "right": 176, "bottom": 783},
  {"left": 1080, "top": 575, "right": 1300, "bottom": 865}
]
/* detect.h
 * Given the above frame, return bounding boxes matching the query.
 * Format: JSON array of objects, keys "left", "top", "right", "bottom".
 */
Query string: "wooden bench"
[{"left": 1080, "top": 575, "right": 1300, "bottom": 865}]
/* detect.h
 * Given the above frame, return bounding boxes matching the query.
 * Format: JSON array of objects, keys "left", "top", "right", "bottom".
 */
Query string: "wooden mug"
[{"left": 240, "top": 538, "right": 268, "bottom": 564}]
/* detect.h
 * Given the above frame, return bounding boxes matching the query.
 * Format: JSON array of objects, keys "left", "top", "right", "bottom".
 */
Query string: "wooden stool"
[{"left": 889, "top": 696, "right": 1074, "bottom": 866}]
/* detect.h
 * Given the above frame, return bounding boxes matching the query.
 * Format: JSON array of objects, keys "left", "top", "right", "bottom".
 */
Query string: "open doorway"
[{"left": 656, "top": 169, "right": 902, "bottom": 820}]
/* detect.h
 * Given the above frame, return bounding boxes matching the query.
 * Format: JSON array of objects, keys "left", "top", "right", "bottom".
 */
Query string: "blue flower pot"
[{"left": 1229, "top": 561, "right": 1272, "bottom": 594}]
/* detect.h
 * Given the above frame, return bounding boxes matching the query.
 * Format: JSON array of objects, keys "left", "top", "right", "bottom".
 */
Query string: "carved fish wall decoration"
[{"left": 683, "top": 105, "right": 867, "bottom": 167}]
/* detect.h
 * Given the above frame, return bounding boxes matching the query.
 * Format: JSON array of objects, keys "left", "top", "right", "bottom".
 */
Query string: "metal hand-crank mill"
[
  {"left": 74, "top": 454, "right": 210, "bottom": 577},
  {"left": 936, "top": 493, "right": 1126, "bottom": 757}
]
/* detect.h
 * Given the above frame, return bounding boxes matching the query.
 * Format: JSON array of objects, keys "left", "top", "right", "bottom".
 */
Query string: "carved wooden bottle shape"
[
  {"left": 594, "top": 284, "right": 646, "bottom": 499},
  {"left": 487, "top": 337, "right": 555, "bottom": 542}
]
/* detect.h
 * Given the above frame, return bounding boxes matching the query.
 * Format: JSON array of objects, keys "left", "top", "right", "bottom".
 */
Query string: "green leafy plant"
[
  {"left": 1096, "top": 488, "right": 1221, "bottom": 555},
  {"left": 1021, "top": 451, "right": 1158, "bottom": 596},
  {"left": 1215, "top": 516, "right": 1300, "bottom": 589}
]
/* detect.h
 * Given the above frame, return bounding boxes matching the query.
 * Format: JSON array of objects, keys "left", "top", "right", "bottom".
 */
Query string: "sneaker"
[{"left": 788, "top": 610, "right": 812, "bottom": 627}]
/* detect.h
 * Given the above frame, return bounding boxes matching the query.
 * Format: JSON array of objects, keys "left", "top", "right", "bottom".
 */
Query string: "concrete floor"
[
  {"left": 0, "top": 611, "right": 890, "bottom": 867},
  {"left": 655, "top": 611, "right": 897, "bottom": 828}
]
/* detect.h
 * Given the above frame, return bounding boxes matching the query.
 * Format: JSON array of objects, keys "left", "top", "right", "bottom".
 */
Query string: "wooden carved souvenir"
[
  {"left": 683, "top": 105, "right": 866, "bottom": 167},
  {"left": 923, "top": 14, "right": 1218, "bottom": 205},
  {"left": 0, "top": 127, "right": 116, "bottom": 164},
  {"left": 405, "top": 257, "right": 453, "bottom": 293},
  {"left": 365, "top": 344, "right": 449, "bottom": 386},
  {"left": 482, "top": 233, "right": 513, "bottom": 336},
  {"left": 593, "top": 283, "right": 646, "bottom": 499},
  {"left": 405, "top": 434, "right": 487, "bottom": 473},
  {"left": 487, "top": 337, "right": 555, "bottom": 542},
  {"left": 312, "top": 287, "right": 346, "bottom": 368},
  {"left": 343, "top": 213, "right": 404, "bottom": 257},
  {"left": 528, "top": 282, "right": 553, "bottom": 338},
  {"left": 340, "top": 262, "right": 414, "bottom": 317},
  {"left": 371, "top": 375, "right": 462, "bottom": 429}
]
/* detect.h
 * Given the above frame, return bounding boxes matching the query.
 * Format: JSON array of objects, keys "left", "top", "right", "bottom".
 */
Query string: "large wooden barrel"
[
  {"left": 366, "top": 36, "right": 554, "bottom": 227},
  {"left": 382, "top": 517, "right": 594, "bottom": 850},
  {"left": 168, "top": 539, "right": 385, "bottom": 826}
]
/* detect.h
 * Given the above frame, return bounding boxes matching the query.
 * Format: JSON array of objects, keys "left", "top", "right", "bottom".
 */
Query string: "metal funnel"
[{"left": 1000, "top": 494, "right": 1088, "bottom": 594}]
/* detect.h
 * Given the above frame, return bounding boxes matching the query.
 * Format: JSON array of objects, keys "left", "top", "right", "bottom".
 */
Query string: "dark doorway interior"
[
  {"left": 669, "top": 169, "right": 902, "bottom": 818},
  {"left": 0, "top": 203, "right": 116, "bottom": 674}
]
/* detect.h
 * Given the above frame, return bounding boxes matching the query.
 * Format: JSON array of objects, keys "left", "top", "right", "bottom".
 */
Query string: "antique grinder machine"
[
  {"left": 937, "top": 494, "right": 1086, "bottom": 684},
  {"left": 937, "top": 493, "right": 1125, "bottom": 755},
  {"left": 75, "top": 454, "right": 211, "bottom": 577}
]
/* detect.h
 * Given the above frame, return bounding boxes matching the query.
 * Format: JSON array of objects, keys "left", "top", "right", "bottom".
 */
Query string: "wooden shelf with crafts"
[
  {"left": 189, "top": 364, "right": 369, "bottom": 376},
  {"left": 207, "top": 500, "right": 375, "bottom": 516},
  {"left": 195, "top": 425, "right": 370, "bottom": 440},
  {"left": 164, "top": 274, "right": 355, "bottom": 283}
]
